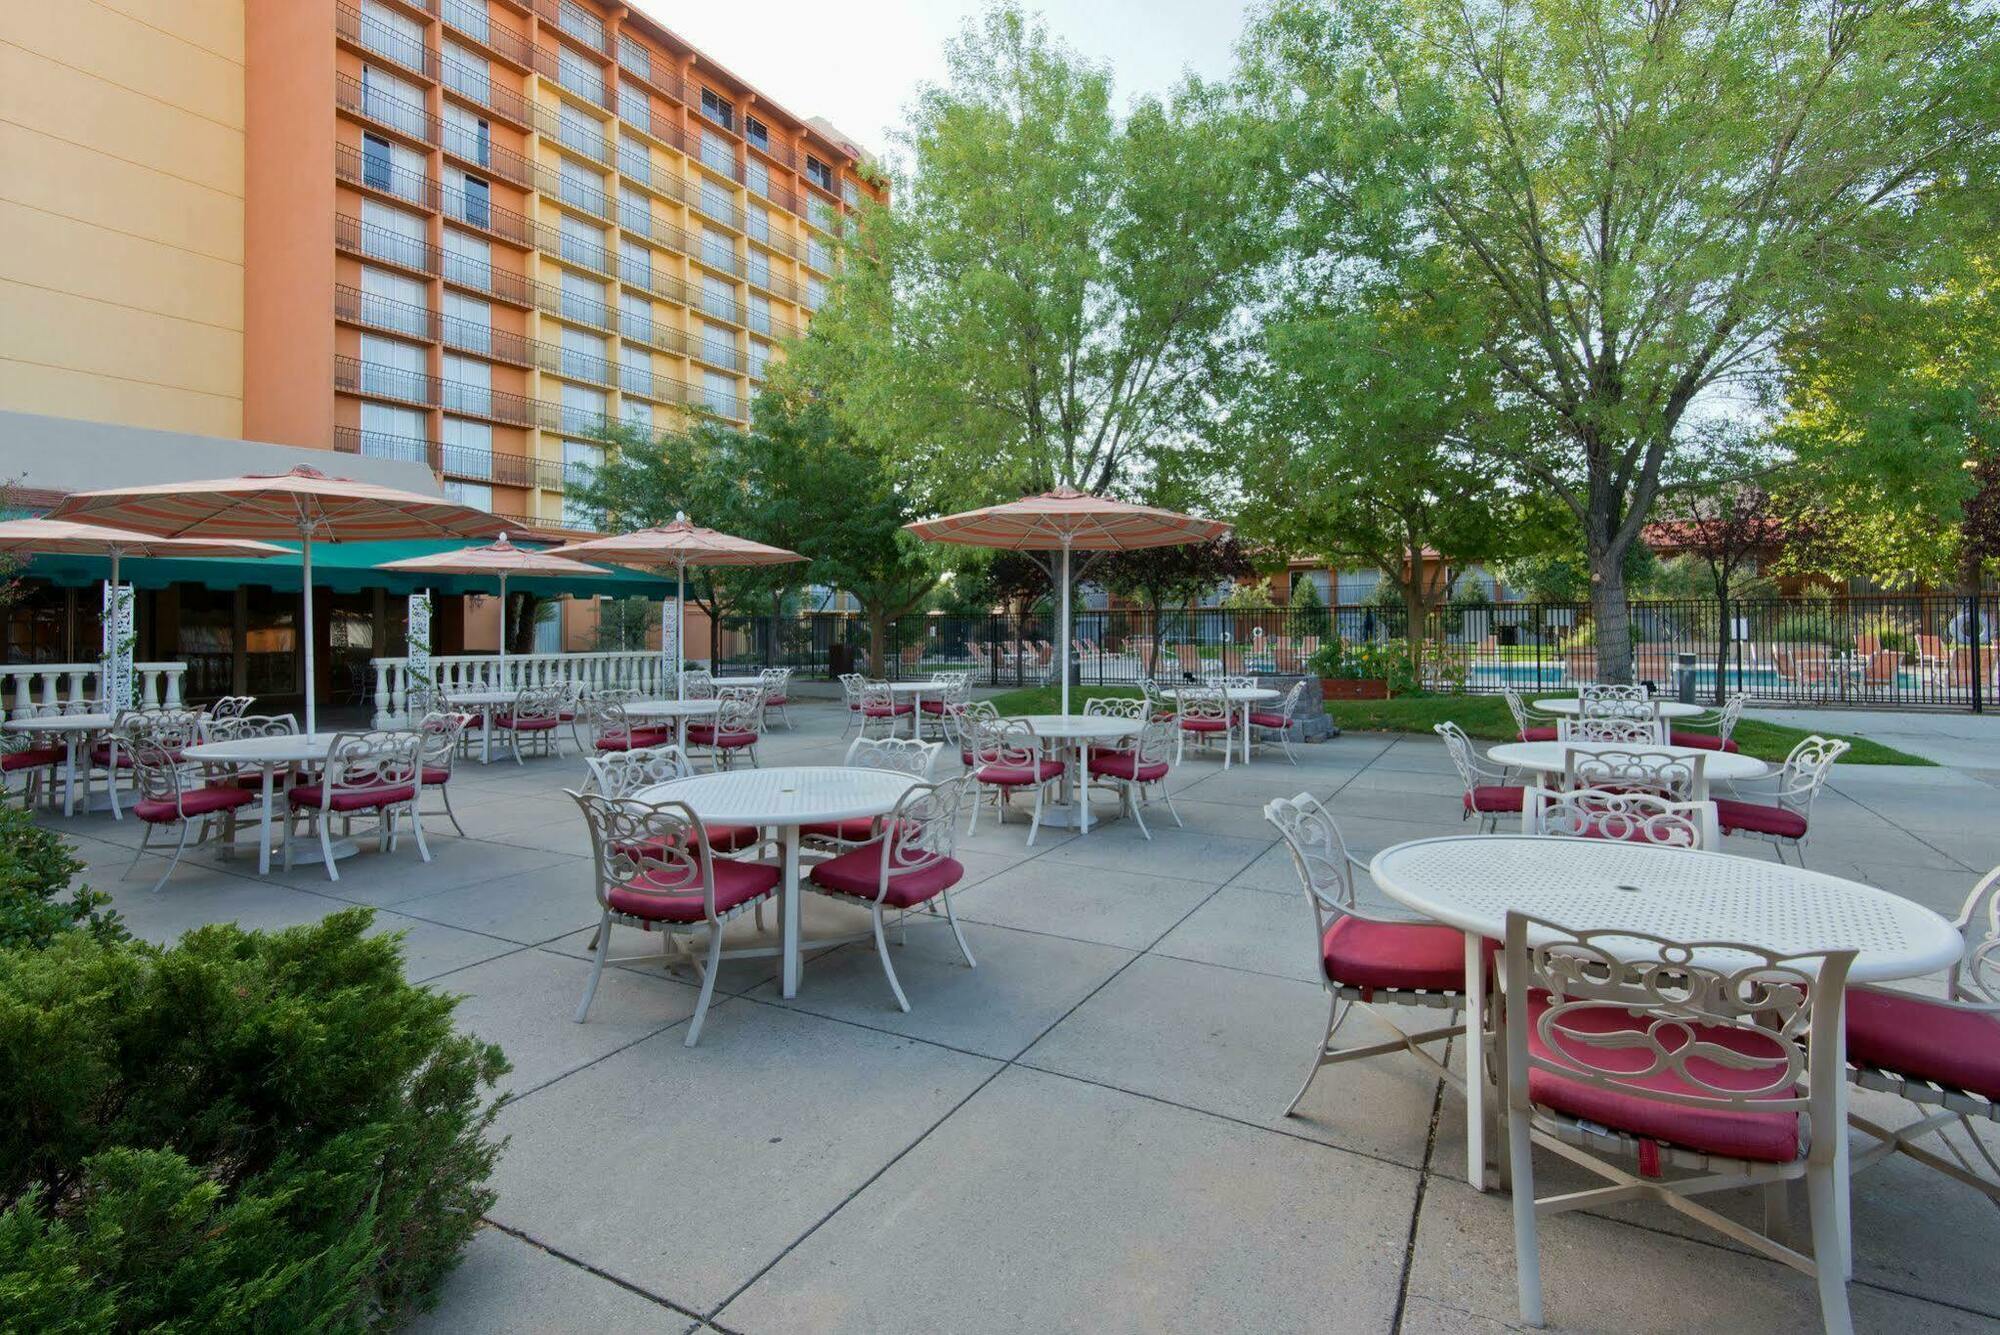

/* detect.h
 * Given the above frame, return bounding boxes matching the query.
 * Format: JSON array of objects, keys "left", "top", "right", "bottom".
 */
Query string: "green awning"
[{"left": 21, "top": 538, "right": 672, "bottom": 600}]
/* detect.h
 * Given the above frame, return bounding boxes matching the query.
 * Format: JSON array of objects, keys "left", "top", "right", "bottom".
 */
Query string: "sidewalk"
[{"left": 1753, "top": 706, "right": 2000, "bottom": 770}]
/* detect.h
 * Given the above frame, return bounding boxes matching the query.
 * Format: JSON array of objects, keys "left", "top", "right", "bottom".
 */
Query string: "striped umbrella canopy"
[
  {"left": 906, "top": 487, "right": 1231, "bottom": 713},
  {"left": 553, "top": 514, "right": 803, "bottom": 699},
  {"left": 48, "top": 465, "right": 506, "bottom": 731},
  {"left": 379, "top": 534, "right": 613, "bottom": 684}
]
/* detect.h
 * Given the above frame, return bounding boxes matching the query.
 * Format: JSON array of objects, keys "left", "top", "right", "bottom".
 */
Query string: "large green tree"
[{"left": 1241, "top": 0, "right": 2000, "bottom": 680}]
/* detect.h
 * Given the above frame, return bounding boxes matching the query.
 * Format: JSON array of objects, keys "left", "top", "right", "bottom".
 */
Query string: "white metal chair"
[
  {"left": 125, "top": 738, "right": 258, "bottom": 892},
  {"left": 759, "top": 666, "right": 796, "bottom": 728},
  {"left": 1173, "top": 685, "right": 1234, "bottom": 767},
  {"left": 1563, "top": 746, "right": 1706, "bottom": 801},
  {"left": 207, "top": 694, "right": 255, "bottom": 722},
  {"left": 283, "top": 730, "right": 428, "bottom": 882},
  {"left": 802, "top": 736, "right": 943, "bottom": 853},
  {"left": 1082, "top": 695, "right": 1148, "bottom": 722},
  {"left": 1246, "top": 678, "right": 1308, "bottom": 763},
  {"left": 1084, "top": 715, "right": 1180, "bottom": 838},
  {"left": 966, "top": 716, "right": 1060, "bottom": 843},
  {"left": 687, "top": 685, "right": 764, "bottom": 769},
  {"left": 838, "top": 671, "right": 869, "bottom": 737},
  {"left": 1673, "top": 691, "right": 1747, "bottom": 752},
  {"left": 569, "top": 791, "right": 781, "bottom": 1046},
  {"left": 1578, "top": 683, "right": 1652, "bottom": 707},
  {"left": 1557, "top": 713, "right": 1665, "bottom": 745},
  {"left": 681, "top": 666, "right": 716, "bottom": 700},
  {"left": 1503, "top": 686, "right": 1559, "bottom": 742},
  {"left": 805, "top": 777, "right": 972, "bottom": 1012},
  {"left": 949, "top": 698, "right": 999, "bottom": 769},
  {"left": 1500, "top": 910, "right": 1856, "bottom": 1332},
  {"left": 415, "top": 711, "right": 474, "bottom": 837},
  {"left": 3, "top": 730, "right": 65, "bottom": 811},
  {"left": 857, "top": 681, "right": 911, "bottom": 739},
  {"left": 1434, "top": 722, "right": 1524, "bottom": 833},
  {"left": 1715, "top": 735, "right": 1849, "bottom": 865},
  {"left": 1845, "top": 864, "right": 2000, "bottom": 1207},
  {"left": 918, "top": 671, "right": 970, "bottom": 740},
  {"left": 1522, "top": 785, "right": 1719, "bottom": 849},
  {"left": 1264, "top": 793, "right": 1470, "bottom": 1116},
  {"left": 492, "top": 684, "right": 564, "bottom": 763}
]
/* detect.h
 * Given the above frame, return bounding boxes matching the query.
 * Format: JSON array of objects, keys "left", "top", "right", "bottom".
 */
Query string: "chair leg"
[
  {"left": 574, "top": 910, "right": 612, "bottom": 1023},
  {"left": 319, "top": 817, "right": 340, "bottom": 883},
  {"left": 871, "top": 905, "right": 911, "bottom": 1012},
  {"left": 406, "top": 802, "right": 432, "bottom": 863},
  {"left": 124, "top": 820, "right": 154, "bottom": 880},
  {"left": 684, "top": 924, "right": 726, "bottom": 1046},
  {"left": 1026, "top": 781, "right": 1044, "bottom": 846},
  {"left": 440, "top": 784, "right": 467, "bottom": 836},
  {"left": 1129, "top": 781, "right": 1151, "bottom": 840},
  {"left": 1284, "top": 993, "right": 1344, "bottom": 1117},
  {"left": 1806, "top": 1164, "right": 1855, "bottom": 1335},
  {"left": 967, "top": 784, "right": 982, "bottom": 835},
  {"left": 151, "top": 821, "right": 192, "bottom": 894},
  {"left": 1508, "top": 1107, "right": 1544, "bottom": 1327},
  {"left": 940, "top": 890, "right": 976, "bottom": 967}
]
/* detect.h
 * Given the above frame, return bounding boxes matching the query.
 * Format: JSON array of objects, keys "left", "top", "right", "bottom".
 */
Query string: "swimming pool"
[{"left": 1463, "top": 663, "right": 1920, "bottom": 690}]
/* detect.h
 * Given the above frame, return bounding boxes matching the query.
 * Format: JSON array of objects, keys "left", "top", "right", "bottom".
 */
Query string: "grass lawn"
[{"left": 983, "top": 684, "right": 1932, "bottom": 766}]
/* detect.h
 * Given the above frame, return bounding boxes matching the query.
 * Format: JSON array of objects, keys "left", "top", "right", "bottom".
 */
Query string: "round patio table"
[
  {"left": 441, "top": 688, "right": 524, "bottom": 764},
  {"left": 183, "top": 732, "right": 357, "bottom": 873},
  {"left": 4, "top": 712, "right": 116, "bottom": 817},
  {"left": 708, "top": 676, "right": 765, "bottom": 689},
  {"left": 1485, "top": 738, "right": 1768, "bottom": 800},
  {"left": 1533, "top": 697, "right": 1705, "bottom": 720},
  {"left": 634, "top": 766, "right": 919, "bottom": 999},
  {"left": 1163, "top": 685, "right": 1279, "bottom": 765},
  {"left": 1008, "top": 713, "right": 1142, "bottom": 833},
  {"left": 626, "top": 698, "right": 723, "bottom": 750},
  {"left": 1368, "top": 834, "right": 1961, "bottom": 1272}
]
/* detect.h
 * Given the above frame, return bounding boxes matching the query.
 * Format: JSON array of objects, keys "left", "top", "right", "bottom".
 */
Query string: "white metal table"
[
  {"left": 877, "top": 680, "right": 933, "bottom": 737},
  {"left": 1368, "top": 834, "right": 1962, "bottom": 1272},
  {"left": 5, "top": 712, "right": 117, "bottom": 816},
  {"left": 1010, "top": 713, "right": 1143, "bottom": 833},
  {"left": 443, "top": 689, "right": 521, "bottom": 763},
  {"left": 709, "top": 675, "right": 764, "bottom": 689},
  {"left": 1533, "top": 697, "right": 1706, "bottom": 720},
  {"left": 1485, "top": 739, "right": 1769, "bottom": 801},
  {"left": 634, "top": 766, "right": 919, "bottom": 998},
  {"left": 1164, "top": 685, "right": 1280, "bottom": 764},
  {"left": 625, "top": 698, "right": 722, "bottom": 750},
  {"left": 183, "top": 732, "right": 355, "bottom": 874}
]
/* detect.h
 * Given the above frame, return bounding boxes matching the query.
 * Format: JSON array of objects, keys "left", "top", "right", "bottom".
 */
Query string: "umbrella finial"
[{"left": 675, "top": 511, "right": 688, "bottom": 524}]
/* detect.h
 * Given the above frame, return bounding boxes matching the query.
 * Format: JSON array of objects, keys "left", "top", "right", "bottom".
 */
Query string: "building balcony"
[
  {"left": 336, "top": 71, "right": 438, "bottom": 147},
  {"left": 614, "top": 261, "right": 694, "bottom": 312},
  {"left": 618, "top": 318, "right": 691, "bottom": 361},
  {"left": 615, "top": 198, "right": 699, "bottom": 257},
  {"left": 336, "top": 1, "right": 438, "bottom": 80},
  {"left": 535, "top": 102, "right": 615, "bottom": 168},
  {"left": 443, "top": 124, "right": 536, "bottom": 190},
  {"left": 440, "top": 0, "right": 535, "bottom": 70},
  {"left": 334, "top": 285, "right": 539, "bottom": 370},
  {"left": 532, "top": 0, "right": 608, "bottom": 54},
  {"left": 618, "top": 99, "right": 695, "bottom": 158},
  {"left": 532, "top": 279, "right": 617, "bottom": 332},
  {"left": 690, "top": 338, "right": 744, "bottom": 374},
  {"left": 337, "top": 141, "right": 437, "bottom": 212},
  {"left": 441, "top": 55, "right": 533, "bottom": 129},
  {"left": 336, "top": 214, "right": 535, "bottom": 307},
  {"left": 333, "top": 426, "right": 564, "bottom": 491},
  {"left": 614, "top": 36, "right": 689, "bottom": 108},
  {"left": 333, "top": 355, "right": 544, "bottom": 429}
]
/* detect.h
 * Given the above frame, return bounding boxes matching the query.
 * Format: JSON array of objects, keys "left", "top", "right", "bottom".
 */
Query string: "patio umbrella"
[
  {"left": 48, "top": 465, "right": 504, "bottom": 733},
  {"left": 0, "top": 517, "right": 294, "bottom": 707},
  {"left": 377, "top": 534, "right": 613, "bottom": 687},
  {"left": 906, "top": 486, "right": 1231, "bottom": 714},
  {"left": 552, "top": 513, "right": 803, "bottom": 699}
]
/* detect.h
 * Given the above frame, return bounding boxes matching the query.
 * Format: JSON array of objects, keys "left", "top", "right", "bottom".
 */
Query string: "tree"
[
  {"left": 1241, "top": 0, "right": 2000, "bottom": 680},
  {"left": 1096, "top": 537, "right": 1255, "bottom": 676},
  {"left": 1655, "top": 485, "right": 1782, "bottom": 700},
  {"left": 780, "top": 3, "right": 1269, "bottom": 513}
]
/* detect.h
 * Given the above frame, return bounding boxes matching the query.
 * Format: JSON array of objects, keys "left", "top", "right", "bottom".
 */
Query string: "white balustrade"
[
  {"left": 1, "top": 662, "right": 187, "bottom": 719},
  {"left": 369, "top": 650, "right": 684, "bottom": 725}
]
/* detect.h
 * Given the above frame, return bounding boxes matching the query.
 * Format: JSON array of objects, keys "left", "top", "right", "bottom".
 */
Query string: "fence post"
[
  {"left": 1972, "top": 595, "right": 1985, "bottom": 715},
  {"left": 1715, "top": 593, "right": 1728, "bottom": 705}
]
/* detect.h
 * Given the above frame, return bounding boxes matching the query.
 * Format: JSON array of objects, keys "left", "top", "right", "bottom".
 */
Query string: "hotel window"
[
  {"left": 442, "top": 290, "right": 490, "bottom": 353},
  {"left": 444, "top": 105, "right": 491, "bottom": 168},
  {"left": 808, "top": 196, "right": 836, "bottom": 233},
  {"left": 359, "top": 200, "right": 425, "bottom": 268},
  {"left": 619, "top": 296, "right": 654, "bottom": 347},
  {"left": 744, "top": 200, "right": 771, "bottom": 243},
  {"left": 453, "top": 174, "right": 491, "bottom": 230},
  {"left": 701, "top": 227, "right": 734, "bottom": 273},
  {"left": 558, "top": 103, "right": 603, "bottom": 162},
  {"left": 360, "top": 64, "right": 424, "bottom": 137},
  {"left": 563, "top": 441, "right": 605, "bottom": 529},
  {"left": 359, "top": 0, "right": 425, "bottom": 73},
  {"left": 562, "top": 383, "right": 606, "bottom": 436},
  {"left": 442, "top": 0, "right": 488, "bottom": 44},
  {"left": 441, "top": 417, "right": 493, "bottom": 478},
  {"left": 555, "top": 0, "right": 605, "bottom": 51},
  {"left": 618, "top": 184, "right": 652, "bottom": 237},
  {"left": 748, "top": 339, "right": 770, "bottom": 381},
  {"left": 441, "top": 353, "right": 490, "bottom": 417},
  {"left": 619, "top": 79, "right": 651, "bottom": 129},
  {"left": 620, "top": 395, "right": 653, "bottom": 428},
  {"left": 806, "top": 276, "right": 827, "bottom": 311},
  {"left": 701, "top": 128, "right": 734, "bottom": 176},
  {"left": 617, "top": 35, "right": 650, "bottom": 81},
  {"left": 701, "top": 274, "right": 735, "bottom": 323},
  {"left": 747, "top": 292, "right": 771, "bottom": 337},
  {"left": 702, "top": 370, "right": 738, "bottom": 418},
  {"left": 745, "top": 250, "right": 771, "bottom": 290},
  {"left": 442, "top": 42, "right": 488, "bottom": 101},
  {"left": 620, "top": 346, "right": 653, "bottom": 397},
  {"left": 442, "top": 229, "right": 489, "bottom": 290},
  {"left": 745, "top": 157, "right": 770, "bottom": 200},
  {"left": 700, "top": 88, "right": 734, "bottom": 131},
  {"left": 557, "top": 47, "right": 605, "bottom": 106},
  {"left": 1335, "top": 568, "right": 1381, "bottom": 604},
  {"left": 560, "top": 214, "right": 605, "bottom": 271},
  {"left": 745, "top": 116, "right": 769, "bottom": 152},
  {"left": 808, "top": 236, "right": 832, "bottom": 273},
  {"left": 699, "top": 322, "right": 735, "bottom": 369},
  {"left": 558, "top": 159, "right": 606, "bottom": 215},
  {"left": 359, "top": 333, "right": 423, "bottom": 400},
  {"left": 561, "top": 326, "right": 607, "bottom": 382},
  {"left": 361, "top": 133, "right": 393, "bottom": 192},
  {"left": 843, "top": 179, "right": 860, "bottom": 208},
  {"left": 561, "top": 270, "right": 608, "bottom": 326},
  {"left": 699, "top": 178, "right": 736, "bottom": 228},
  {"left": 443, "top": 480, "right": 492, "bottom": 510},
  {"left": 618, "top": 132, "right": 651, "bottom": 184},
  {"left": 805, "top": 156, "right": 833, "bottom": 192},
  {"left": 359, "top": 403, "right": 426, "bottom": 461},
  {"left": 618, "top": 238, "right": 651, "bottom": 288},
  {"left": 360, "top": 266, "right": 427, "bottom": 337}
]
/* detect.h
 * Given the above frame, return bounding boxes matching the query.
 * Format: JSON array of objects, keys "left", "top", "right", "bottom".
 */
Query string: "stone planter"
[{"left": 1320, "top": 677, "right": 1390, "bottom": 701}]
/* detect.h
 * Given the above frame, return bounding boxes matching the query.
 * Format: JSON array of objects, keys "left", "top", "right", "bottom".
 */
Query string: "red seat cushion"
[
  {"left": 1518, "top": 726, "right": 1559, "bottom": 743},
  {"left": 1249, "top": 711, "right": 1290, "bottom": 729},
  {"left": 133, "top": 784, "right": 258, "bottom": 824},
  {"left": 685, "top": 725, "right": 757, "bottom": 748},
  {"left": 1179, "top": 718, "right": 1229, "bottom": 733},
  {"left": 809, "top": 845, "right": 964, "bottom": 907},
  {"left": 1846, "top": 989, "right": 2000, "bottom": 1101},
  {"left": 596, "top": 729, "right": 674, "bottom": 751},
  {"left": 863, "top": 703, "right": 913, "bottom": 717},
  {"left": 801, "top": 816, "right": 888, "bottom": 843},
  {"left": 492, "top": 716, "right": 558, "bottom": 731},
  {"left": 2, "top": 747, "right": 63, "bottom": 772},
  {"left": 1524, "top": 991, "right": 1803, "bottom": 1163},
  {"left": 765, "top": 696, "right": 787, "bottom": 707},
  {"left": 919, "top": 700, "right": 948, "bottom": 714},
  {"left": 1320, "top": 916, "right": 1466, "bottom": 994},
  {"left": 1714, "top": 798, "right": 1808, "bottom": 839},
  {"left": 1670, "top": 730, "right": 1741, "bottom": 753},
  {"left": 422, "top": 766, "right": 452, "bottom": 785},
  {"left": 1464, "top": 785, "right": 1526, "bottom": 815},
  {"left": 607, "top": 858, "right": 780, "bottom": 923},
  {"left": 976, "top": 760, "right": 1065, "bottom": 787},
  {"left": 1088, "top": 752, "right": 1168, "bottom": 783},
  {"left": 618, "top": 824, "right": 763, "bottom": 858},
  {"left": 286, "top": 782, "right": 417, "bottom": 812}
]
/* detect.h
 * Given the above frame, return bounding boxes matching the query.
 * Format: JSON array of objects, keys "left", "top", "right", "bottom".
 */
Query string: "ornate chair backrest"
[
  {"left": 582, "top": 744, "right": 695, "bottom": 798},
  {"left": 859, "top": 680, "right": 897, "bottom": 714},
  {"left": 929, "top": 671, "right": 971, "bottom": 709},
  {"left": 969, "top": 716, "right": 1038, "bottom": 770},
  {"left": 202, "top": 712, "right": 299, "bottom": 743},
  {"left": 714, "top": 685, "right": 765, "bottom": 735},
  {"left": 1176, "top": 685, "right": 1231, "bottom": 727},
  {"left": 1084, "top": 695, "right": 1148, "bottom": 721},
  {"left": 759, "top": 666, "right": 793, "bottom": 697},
  {"left": 838, "top": 672, "right": 868, "bottom": 710},
  {"left": 321, "top": 730, "right": 421, "bottom": 803},
  {"left": 1432, "top": 721, "right": 1487, "bottom": 794},
  {"left": 1131, "top": 716, "right": 1176, "bottom": 768},
  {"left": 682, "top": 667, "right": 716, "bottom": 700},
  {"left": 950, "top": 698, "right": 999, "bottom": 748},
  {"left": 1263, "top": 793, "right": 1359, "bottom": 932},
  {"left": 1713, "top": 692, "right": 1747, "bottom": 741},
  {"left": 1221, "top": 674, "right": 1258, "bottom": 691},
  {"left": 586, "top": 697, "right": 636, "bottom": 747},
  {"left": 119, "top": 708, "right": 204, "bottom": 753},
  {"left": 1775, "top": 735, "right": 1849, "bottom": 818},
  {"left": 1949, "top": 865, "right": 2000, "bottom": 1005},
  {"left": 1559, "top": 714, "right": 1664, "bottom": 745},
  {"left": 875, "top": 777, "right": 964, "bottom": 879},
  {"left": 845, "top": 735, "right": 942, "bottom": 778},
  {"left": 570, "top": 791, "right": 721, "bottom": 923},
  {"left": 1580, "top": 683, "right": 1652, "bottom": 708},
  {"left": 509, "top": 684, "right": 563, "bottom": 726},
  {"left": 1501, "top": 686, "right": 1536, "bottom": 737},
  {"left": 417, "top": 712, "right": 474, "bottom": 777},
  {"left": 1269, "top": 678, "right": 1308, "bottom": 721},
  {"left": 1503, "top": 910, "right": 1852, "bottom": 1166},
  {"left": 1565, "top": 747, "right": 1706, "bottom": 802},
  {"left": 591, "top": 686, "right": 642, "bottom": 706},
  {"left": 127, "top": 739, "right": 192, "bottom": 810},
  {"left": 209, "top": 695, "right": 255, "bottom": 722},
  {"left": 1523, "top": 785, "right": 1718, "bottom": 849}
]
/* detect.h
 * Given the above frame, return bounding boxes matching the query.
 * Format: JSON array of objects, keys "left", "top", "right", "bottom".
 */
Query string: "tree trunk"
[
  {"left": 867, "top": 608, "right": 888, "bottom": 677},
  {"left": 1590, "top": 537, "right": 1634, "bottom": 684},
  {"left": 1403, "top": 578, "right": 1428, "bottom": 679},
  {"left": 1713, "top": 588, "right": 1730, "bottom": 706}
]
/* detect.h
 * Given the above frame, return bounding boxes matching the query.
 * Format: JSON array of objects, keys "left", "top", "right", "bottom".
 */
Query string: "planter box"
[{"left": 1320, "top": 676, "right": 1390, "bottom": 701}]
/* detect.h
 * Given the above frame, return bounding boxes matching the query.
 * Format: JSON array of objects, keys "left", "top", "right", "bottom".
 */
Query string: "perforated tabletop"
[{"left": 635, "top": 765, "right": 918, "bottom": 827}]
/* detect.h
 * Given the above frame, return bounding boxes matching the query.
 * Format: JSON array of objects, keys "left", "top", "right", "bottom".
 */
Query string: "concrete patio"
[{"left": 38, "top": 704, "right": 2000, "bottom": 1334}]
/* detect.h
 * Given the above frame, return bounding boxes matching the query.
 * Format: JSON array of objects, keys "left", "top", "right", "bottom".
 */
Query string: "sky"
[{"left": 628, "top": 0, "right": 1262, "bottom": 160}]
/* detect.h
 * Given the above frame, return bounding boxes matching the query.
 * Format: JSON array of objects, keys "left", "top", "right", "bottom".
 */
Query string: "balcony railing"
[
  {"left": 615, "top": 36, "right": 688, "bottom": 107},
  {"left": 615, "top": 196, "right": 698, "bottom": 255},
  {"left": 533, "top": 279, "right": 617, "bottom": 331},
  {"left": 530, "top": 44, "right": 610, "bottom": 110},
  {"left": 746, "top": 217, "right": 810, "bottom": 266},
  {"left": 617, "top": 260, "right": 694, "bottom": 310},
  {"left": 618, "top": 97, "right": 694, "bottom": 157},
  {"left": 533, "top": 0, "right": 607, "bottom": 53},
  {"left": 441, "top": 178, "right": 534, "bottom": 247},
  {"left": 336, "top": 1, "right": 438, "bottom": 78},
  {"left": 334, "top": 355, "right": 544, "bottom": 428},
  {"left": 337, "top": 71, "right": 437, "bottom": 146},
  {"left": 535, "top": 101, "right": 614, "bottom": 167},
  {"left": 338, "top": 214, "right": 536, "bottom": 306},
  {"left": 440, "top": 0, "right": 535, "bottom": 69},
  {"left": 337, "top": 141, "right": 436, "bottom": 210},
  {"left": 534, "top": 338, "right": 618, "bottom": 388},
  {"left": 440, "top": 55, "right": 533, "bottom": 128},
  {"left": 334, "top": 426, "right": 565, "bottom": 490},
  {"left": 335, "top": 285, "right": 542, "bottom": 369},
  {"left": 442, "top": 122, "right": 536, "bottom": 189},
  {"left": 619, "top": 317, "right": 690, "bottom": 360},
  {"left": 691, "top": 338, "right": 744, "bottom": 374},
  {"left": 745, "top": 266, "right": 804, "bottom": 305}
]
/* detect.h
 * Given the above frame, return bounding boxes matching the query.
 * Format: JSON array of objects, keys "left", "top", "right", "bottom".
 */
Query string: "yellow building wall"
[{"left": 0, "top": 0, "right": 247, "bottom": 437}]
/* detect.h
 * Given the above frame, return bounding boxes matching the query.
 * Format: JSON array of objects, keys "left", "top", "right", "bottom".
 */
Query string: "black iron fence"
[{"left": 694, "top": 594, "right": 2000, "bottom": 711}]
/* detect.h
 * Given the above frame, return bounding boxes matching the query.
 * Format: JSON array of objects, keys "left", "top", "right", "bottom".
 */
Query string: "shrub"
[
  {"left": 0, "top": 806, "right": 123, "bottom": 952},
  {"left": 1309, "top": 639, "right": 1422, "bottom": 694},
  {"left": 0, "top": 909, "right": 509, "bottom": 1329}
]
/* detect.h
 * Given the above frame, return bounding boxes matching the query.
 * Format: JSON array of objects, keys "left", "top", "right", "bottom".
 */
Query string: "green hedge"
[{"left": 0, "top": 814, "right": 510, "bottom": 1331}]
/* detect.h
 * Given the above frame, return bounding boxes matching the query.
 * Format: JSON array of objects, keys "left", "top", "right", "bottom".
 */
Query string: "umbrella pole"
[
  {"left": 301, "top": 535, "right": 317, "bottom": 735},
  {"left": 676, "top": 558, "right": 686, "bottom": 702},
  {"left": 1060, "top": 536, "right": 1072, "bottom": 716},
  {"left": 497, "top": 571, "right": 509, "bottom": 691},
  {"left": 106, "top": 547, "right": 120, "bottom": 708}
]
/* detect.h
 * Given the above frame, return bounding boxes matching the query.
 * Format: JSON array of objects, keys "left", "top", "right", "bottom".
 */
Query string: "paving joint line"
[
  {"left": 477, "top": 1218, "right": 707, "bottom": 1323},
  {"left": 1389, "top": 1041, "right": 1450, "bottom": 1334}
]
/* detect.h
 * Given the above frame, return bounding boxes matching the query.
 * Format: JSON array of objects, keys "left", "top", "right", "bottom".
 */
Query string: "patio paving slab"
[
  {"left": 1034, "top": 823, "right": 1273, "bottom": 886},
  {"left": 948, "top": 861, "right": 1218, "bottom": 950},
  {"left": 391, "top": 856, "right": 599, "bottom": 946},
  {"left": 404, "top": 1226, "right": 694, "bottom": 1335},
  {"left": 486, "top": 1001, "right": 997, "bottom": 1313},
  {"left": 1149, "top": 884, "right": 1323, "bottom": 983},
  {"left": 368, "top": 913, "right": 526, "bottom": 983},
  {"left": 271, "top": 836, "right": 577, "bottom": 907},
  {"left": 717, "top": 1065, "right": 1417, "bottom": 1335},
  {"left": 746, "top": 919, "right": 1136, "bottom": 1061},
  {"left": 1022, "top": 952, "right": 1443, "bottom": 1168}
]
